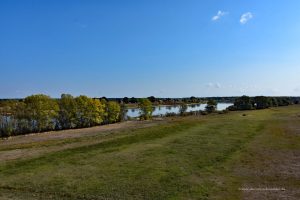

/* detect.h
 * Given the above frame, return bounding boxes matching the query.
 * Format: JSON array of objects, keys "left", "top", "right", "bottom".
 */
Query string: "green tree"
[
  {"left": 277, "top": 97, "right": 291, "bottom": 106},
  {"left": 0, "top": 100, "right": 17, "bottom": 137},
  {"left": 254, "top": 96, "right": 271, "bottom": 109},
  {"left": 147, "top": 96, "right": 156, "bottom": 103},
  {"left": 58, "top": 94, "right": 77, "bottom": 129},
  {"left": 75, "top": 95, "right": 105, "bottom": 127},
  {"left": 234, "top": 95, "right": 253, "bottom": 110},
  {"left": 270, "top": 97, "right": 278, "bottom": 107},
  {"left": 138, "top": 99, "right": 153, "bottom": 120},
  {"left": 24, "top": 94, "right": 59, "bottom": 132},
  {"left": 179, "top": 103, "right": 188, "bottom": 115},
  {"left": 205, "top": 99, "right": 217, "bottom": 113},
  {"left": 106, "top": 101, "right": 121, "bottom": 123},
  {"left": 190, "top": 96, "right": 197, "bottom": 103},
  {"left": 129, "top": 97, "right": 137, "bottom": 103},
  {"left": 100, "top": 96, "right": 108, "bottom": 102},
  {"left": 13, "top": 101, "right": 31, "bottom": 134},
  {"left": 123, "top": 97, "right": 129, "bottom": 104},
  {"left": 93, "top": 98, "right": 106, "bottom": 124}
]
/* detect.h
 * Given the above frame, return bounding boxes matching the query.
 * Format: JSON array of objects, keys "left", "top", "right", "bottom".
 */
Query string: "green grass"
[{"left": 0, "top": 106, "right": 299, "bottom": 199}]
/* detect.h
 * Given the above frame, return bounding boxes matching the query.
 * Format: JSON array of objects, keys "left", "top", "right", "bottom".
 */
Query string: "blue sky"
[{"left": 1, "top": 0, "right": 300, "bottom": 98}]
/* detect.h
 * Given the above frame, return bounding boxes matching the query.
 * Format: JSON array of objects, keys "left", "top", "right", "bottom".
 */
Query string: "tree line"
[
  {"left": 0, "top": 93, "right": 222, "bottom": 137},
  {"left": 118, "top": 96, "right": 203, "bottom": 104},
  {"left": 228, "top": 96, "right": 297, "bottom": 111},
  {"left": 0, "top": 94, "right": 126, "bottom": 137},
  {"left": 105, "top": 96, "right": 300, "bottom": 105},
  {"left": 1, "top": 94, "right": 298, "bottom": 137}
]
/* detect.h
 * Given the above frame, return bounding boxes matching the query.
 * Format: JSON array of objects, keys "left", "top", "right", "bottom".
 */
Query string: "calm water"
[{"left": 126, "top": 103, "right": 233, "bottom": 118}]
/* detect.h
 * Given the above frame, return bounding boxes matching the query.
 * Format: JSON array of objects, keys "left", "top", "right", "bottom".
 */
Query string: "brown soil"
[
  {"left": 0, "top": 119, "right": 165, "bottom": 163},
  {"left": 236, "top": 120, "right": 300, "bottom": 200}
]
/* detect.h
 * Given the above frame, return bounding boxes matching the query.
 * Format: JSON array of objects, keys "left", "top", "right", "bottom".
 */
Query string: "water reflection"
[{"left": 126, "top": 103, "right": 233, "bottom": 118}]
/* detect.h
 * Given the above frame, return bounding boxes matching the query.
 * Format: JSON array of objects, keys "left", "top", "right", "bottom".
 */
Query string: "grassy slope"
[{"left": 0, "top": 106, "right": 299, "bottom": 199}]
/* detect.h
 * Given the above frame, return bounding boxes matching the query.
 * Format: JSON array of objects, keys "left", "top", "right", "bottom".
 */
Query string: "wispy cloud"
[
  {"left": 205, "top": 82, "right": 221, "bottom": 89},
  {"left": 240, "top": 12, "right": 253, "bottom": 24},
  {"left": 212, "top": 11, "right": 228, "bottom": 21}
]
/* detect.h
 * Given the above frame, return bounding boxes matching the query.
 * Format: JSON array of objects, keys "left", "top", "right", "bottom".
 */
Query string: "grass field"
[{"left": 0, "top": 106, "right": 299, "bottom": 199}]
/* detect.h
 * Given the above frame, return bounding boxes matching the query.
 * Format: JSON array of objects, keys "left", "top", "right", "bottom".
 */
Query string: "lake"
[{"left": 126, "top": 103, "right": 233, "bottom": 118}]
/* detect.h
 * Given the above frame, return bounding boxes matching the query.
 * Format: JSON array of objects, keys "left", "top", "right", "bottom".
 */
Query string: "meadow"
[{"left": 0, "top": 105, "right": 299, "bottom": 199}]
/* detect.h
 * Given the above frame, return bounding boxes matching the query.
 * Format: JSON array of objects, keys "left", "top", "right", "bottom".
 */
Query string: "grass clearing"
[{"left": 0, "top": 106, "right": 299, "bottom": 199}]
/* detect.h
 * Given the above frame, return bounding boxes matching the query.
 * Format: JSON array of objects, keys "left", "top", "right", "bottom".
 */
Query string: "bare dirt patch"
[
  {"left": 235, "top": 119, "right": 300, "bottom": 200},
  {"left": 0, "top": 119, "right": 166, "bottom": 163},
  {"left": 0, "top": 120, "right": 163, "bottom": 146}
]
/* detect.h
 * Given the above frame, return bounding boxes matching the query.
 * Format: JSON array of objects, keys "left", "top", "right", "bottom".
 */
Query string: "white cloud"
[
  {"left": 212, "top": 11, "right": 228, "bottom": 21},
  {"left": 205, "top": 82, "right": 221, "bottom": 89},
  {"left": 240, "top": 12, "right": 253, "bottom": 24}
]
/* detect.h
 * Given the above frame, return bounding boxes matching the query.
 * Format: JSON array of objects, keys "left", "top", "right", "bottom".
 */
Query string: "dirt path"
[
  {"left": 0, "top": 119, "right": 165, "bottom": 163},
  {"left": 0, "top": 120, "right": 164, "bottom": 146}
]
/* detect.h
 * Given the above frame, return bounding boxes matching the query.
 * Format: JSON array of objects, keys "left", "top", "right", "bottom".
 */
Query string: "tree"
[
  {"left": 100, "top": 96, "right": 108, "bottom": 102},
  {"left": 24, "top": 94, "right": 59, "bottom": 132},
  {"left": 277, "top": 97, "right": 291, "bottom": 106},
  {"left": 123, "top": 97, "right": 129, "bottom": 104},
  {"left": 119, "top": 103, "right": 128, "bottom": 121},
  {"left": 234, "top": 95, "right": 253, "bottom": 110},
  {"left": 254, "top": 96, "right": 271, "bottom": 109},
  {"left": 93, "top": 98, "right": 106, "bottom": 125},
  {"left": 106, "top": 101, "right": 121, "bottom": 123},
  {"left": 58, "top": 94, "right": 77, "bottom": 129},
  {"left": 129, "top": 97, "right": 137, "bottom": 104},
  {"left": 138, "top": 99, "right": 153, "bottom": 120},
  {"left": 75, "top": 95, "right": 105, "bottom": 127},
  {"left": 270, "top": 97, "right": 278, "bottom": 107},
  {"left": 0, "top": 100, "right": 17, "bottom": 137},
  {"left": 179, "top": 103, "right": 188, "bottom": 115},
  {"left": 182, "top": 98, "right": 189, "bottom": 103},
  {"left": 205, "top": 99, "right": 217, "bottom": 113},
  {"left": 147, "top": 96, "right": 156, "bottom": 103},
  {"left": 190, "top": 96, "right": 196, "bottom": 103},
  {"left": 13, "top": 101, "right": 31, "bottom": 134}
]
